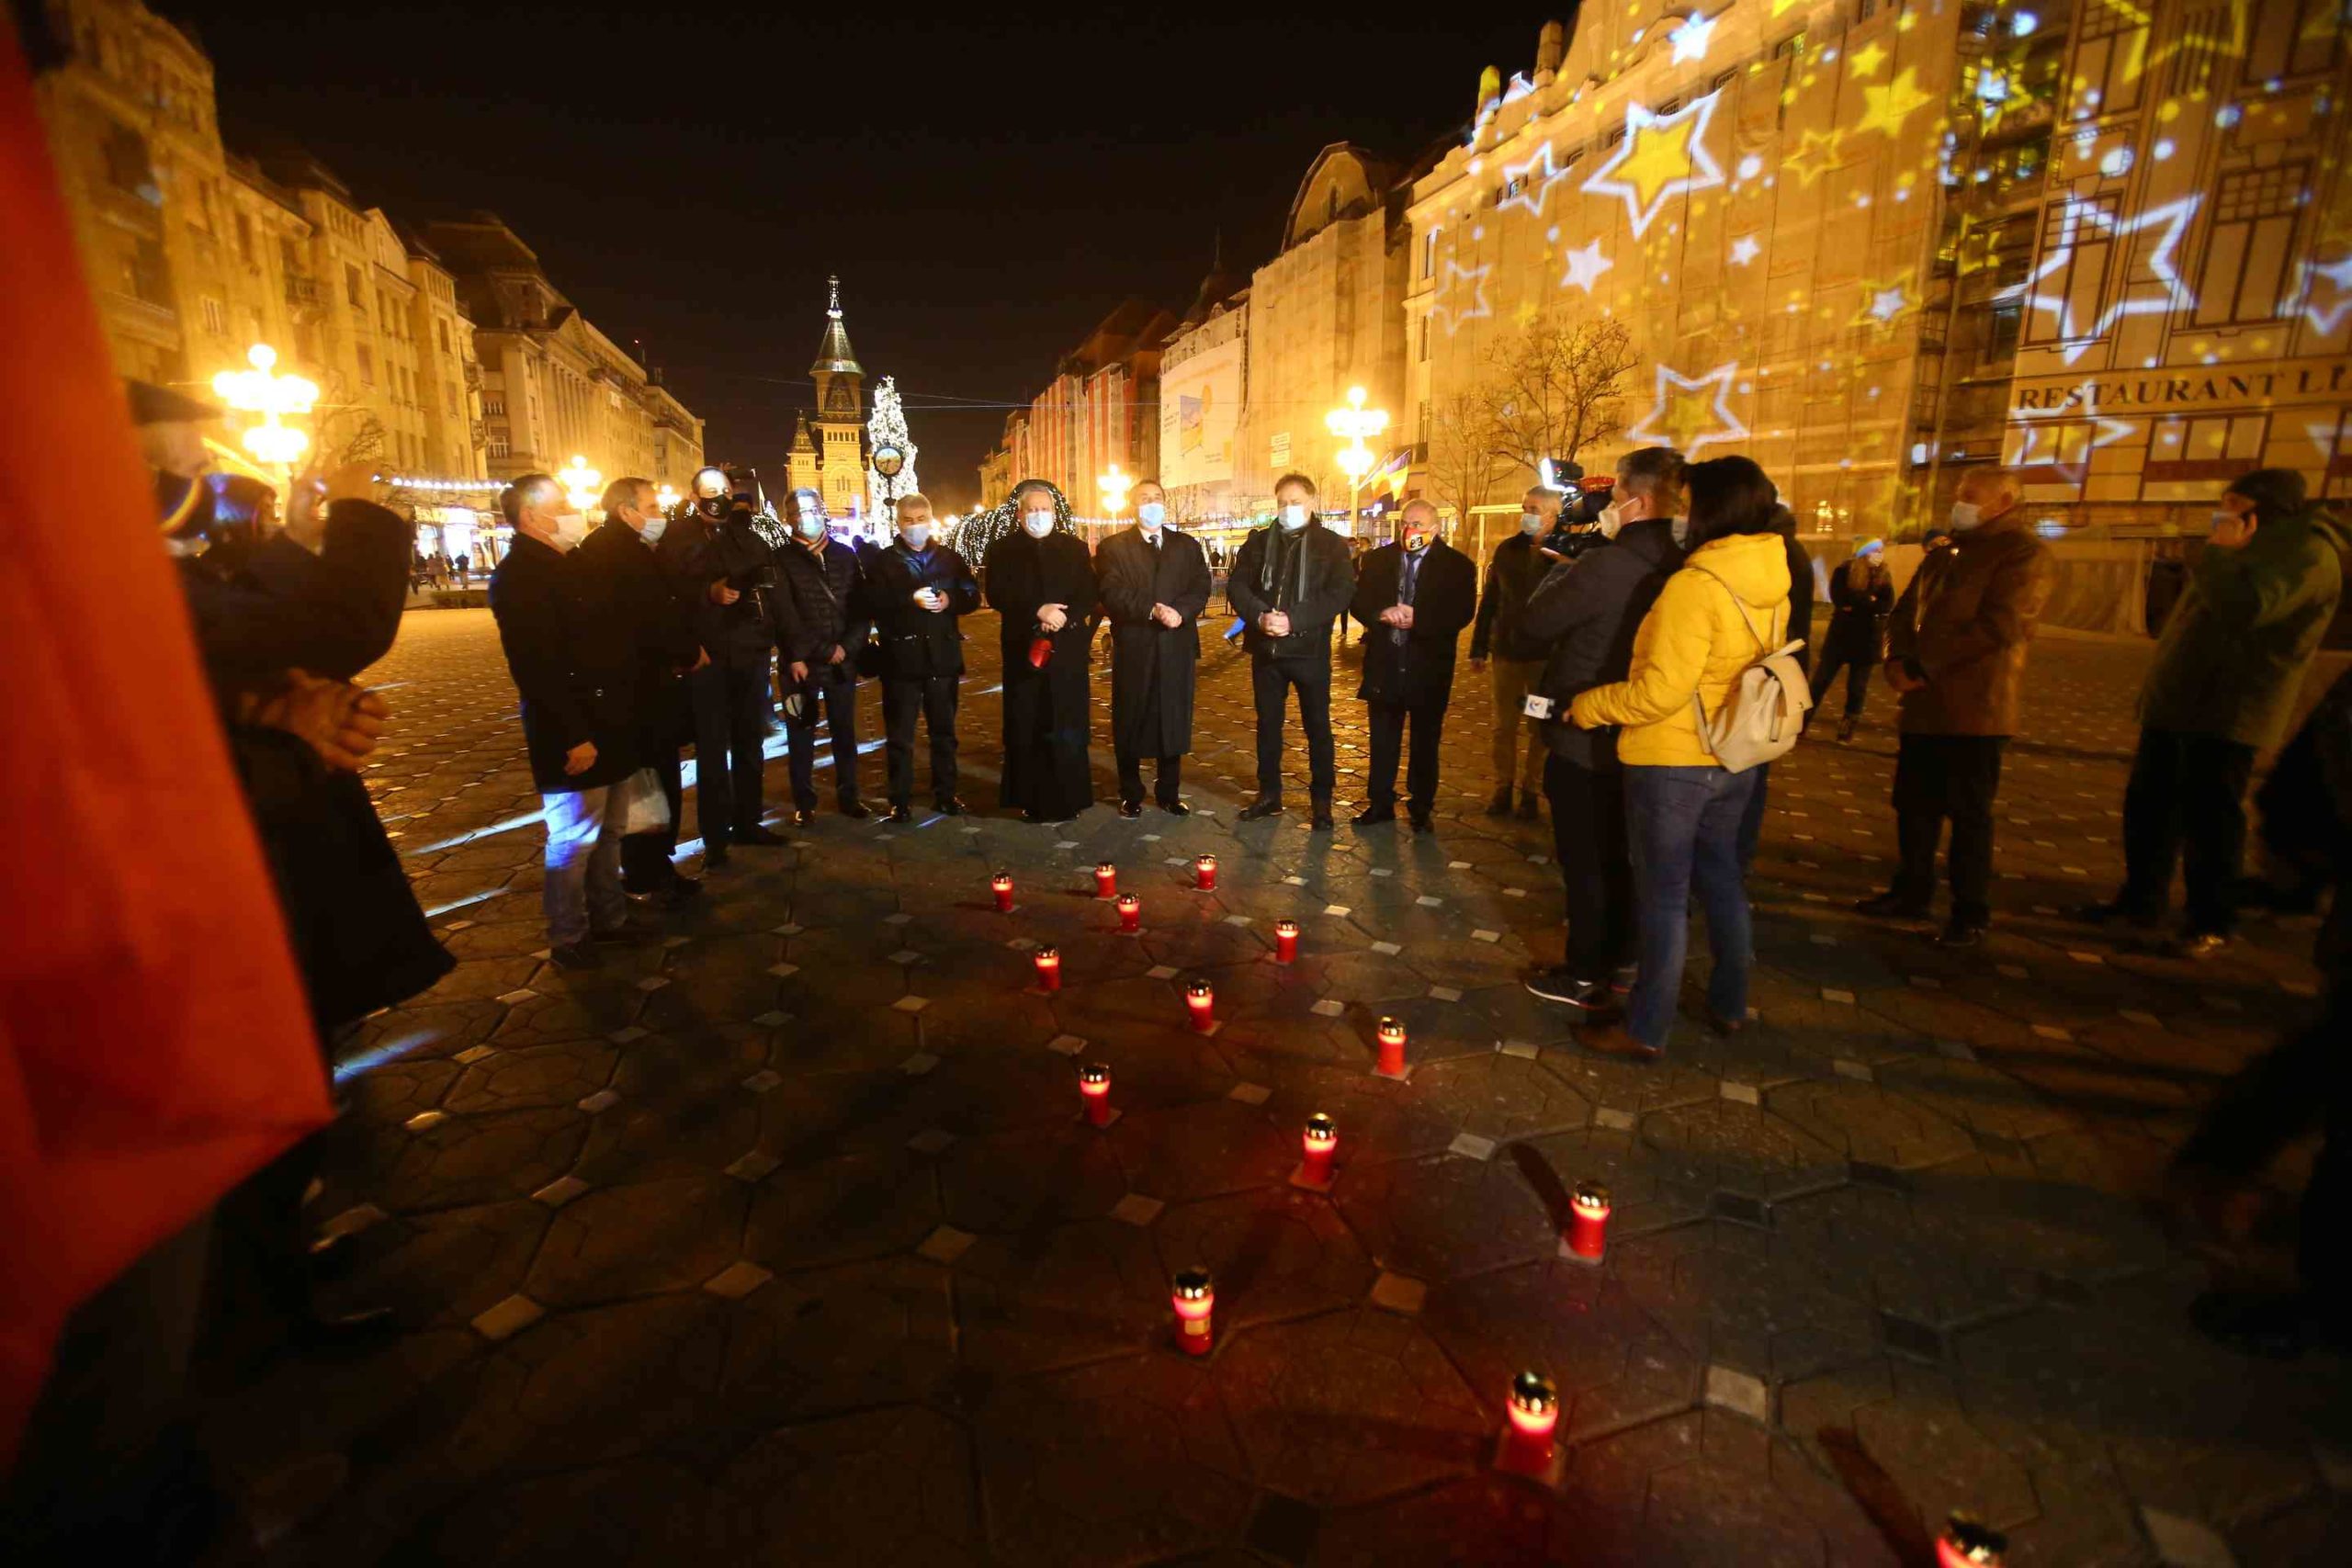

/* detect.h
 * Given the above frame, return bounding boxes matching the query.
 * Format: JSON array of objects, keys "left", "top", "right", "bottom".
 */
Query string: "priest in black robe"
[
  {"left": 1094, "top": 479, "right": 1212, "bottom": 816},
  {"left": 985, "top": 479, "right": 1099, "bottom": 822}
]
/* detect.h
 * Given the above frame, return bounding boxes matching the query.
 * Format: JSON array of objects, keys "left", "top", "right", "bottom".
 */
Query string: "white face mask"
[
  {"left": 1949, "top": 500, "right": 1984, "bottom": 532},
  {"left": 551, "top": 513, "right": 589, "bottom": 551},
  {"left": 901, "top": 524, "right": 933, "bottom": 550},
  {"left": 1023, "top": 510, "right": 1056, "bottom": 538},
  {"left": 639, "top": 512, "right": 668, "bottom": 547},
  {"left": 1136, "top": 502, "right": 1166, "bottom": 528},
  {"left": 1278, "top": 503, "right": 1310, "bottom": 531},
  {"left": 1519, "top": 510, "right": 1544, "bottom": 535},
  {"left": 1595, "top": 501, "right": 1627, "bottom": 539}
]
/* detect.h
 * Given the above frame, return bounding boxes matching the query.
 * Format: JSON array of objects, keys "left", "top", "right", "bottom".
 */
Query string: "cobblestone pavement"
[{"left": 199, "top": 608, "right": 2351, "bottom": 1566}]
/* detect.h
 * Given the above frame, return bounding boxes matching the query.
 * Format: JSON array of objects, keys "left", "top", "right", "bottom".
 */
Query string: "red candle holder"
[
  {"left": 1374, "top": 1016, "right": 1408, "bottom": 1078},
  {"left": 1194, "top": 853, "right": 1218, "bottom": 892},
  {"left": 1299, "top": 1112, "right": 1337, "bottom": 1186},
  {"left": 1936, "top": 1516, "right": 2007, "bottom": 1568},
  {"left": 1273, "top": 919, "right": 1300, "bottom": 964},
  {"left": 1116, "top": 893, "right": 1141, "bottom": 932},
  {"left": 1564, "top": 1179, "right": 1611, "bottom": 1264},
  {"left": 1184, "top": 977, "right": 1216, "bottom": 1032},
  {"left": 1171, "top": 1266, "right": 1215, "bottom": 1355},
  {"left": 1498, "top": 1370, "right": 1559, "bottom": 1476},
  {"left": 1094, "top": 862, "right": 1118, "bottom": 899},
  {"left": 1034, "top": 946, "right": 1062, "bottom": 993},
  {"left": 1079, "top": 1061, "right": 1114, "bottom": 1127},
  {"left": 991, "top": 872, "right": 1014, "bottom": 913}
]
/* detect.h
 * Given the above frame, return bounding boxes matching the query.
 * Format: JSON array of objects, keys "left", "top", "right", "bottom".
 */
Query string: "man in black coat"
[
  {"left": 490, "top": 473, "right": 639, "bottom": 967},
  {"left": 771, "top": 487, "right": 872, "bottom": 825},
  {"left": 658, "top": 467, "right": 784, "bottom": 864},
  {"left": 1227, "top": 472, "right": 1357, "bottom": 829},
  {"left": 1520, "top": 446, "right": 1689, "bottom": 1010},
  {"left": 581, "top": 477, "right": 707, "bottom": 904},
  {"left": 1350, "top": 501, "right": 1477, "bottom": 829},
  {"left": 866, "top": 491, "right": 981, "bottom": 821},
  {"left": 1469, "top": 482, "right": 1565, "bottom": 819},
  {"left": 986, "top": 479, "right": 1099, "bottom": 823},
  {"left": 1095, "top": 479, "right": 1213, "bottom": 817}
]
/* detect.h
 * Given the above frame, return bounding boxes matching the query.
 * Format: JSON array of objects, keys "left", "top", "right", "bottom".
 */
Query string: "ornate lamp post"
[
  {"left": 1326, "top": 385, "right": 1387, "bottom": 537},
  {"left": 559, "top": 454, "right": 603, "bottom": 515},
  {"left": 210, "top": 343, "right": 317, "bottom": 484}
]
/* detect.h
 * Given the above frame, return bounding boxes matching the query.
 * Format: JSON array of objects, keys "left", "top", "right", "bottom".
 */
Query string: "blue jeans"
[
  {"left": 542, "top": 784, "right": 627, "bottom": 947},
  {"left": 1624, "top": 764, "right": 1759, "bottom": 1050}
]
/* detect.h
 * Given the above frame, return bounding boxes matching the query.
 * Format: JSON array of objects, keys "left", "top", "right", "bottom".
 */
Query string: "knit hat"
[
  {"left": 1853, "top": 537, "right": 1883, "bottom": 558},
  {"left": 2224, "top": 468, "right": 2306, "bottom": 523}
]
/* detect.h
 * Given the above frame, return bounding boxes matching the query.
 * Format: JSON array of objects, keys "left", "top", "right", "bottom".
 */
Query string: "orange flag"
[{"left": 0, "top": 28, "right": 330, "bottom": 1461}]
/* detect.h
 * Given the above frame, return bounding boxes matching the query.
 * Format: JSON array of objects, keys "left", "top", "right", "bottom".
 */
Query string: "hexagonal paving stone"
[
  {"left": 953, "top": 1217, "right": 1172, "bottom": 1380},
  {"left": 1408, "top": 1052, "right": 1595, "bottom": 1144},
  {"left": 374, "top": 1108, "right": 591, "bottom": 1213},
  {"left": 1150, "top": 1186, "right": 1377, "bottom": 1330},
  {"left": 1639, "top": 1100, "right": 1847, "bottom": 1204},
  {"left": 1108, "top": 1097, "right": 1295, "bottom": 1204},
  {"left": 445, "top": 1039, "right": 619, "bottom": 1114},
  {"left": 525, "top": 1173, "right": 750, "bottom": 1307},
  {"left": 705, "top": 1404, "right": 978, "bottom": 1563},
  {"left": 721, "top": 1254, "right": 955, "bottom": 1419},
  {"left": 743, "top": 1147, "right": 943, "bottom": 1271},
  {"left": 1333, "top": 1153, "right": 1558, "bottom": 1281},
  {"left": 938, "top": 1120, "right": 1131, "bottom": 1233},
  {"left": 314, "top": 1199, "right": 550, "bottom": 1332}
]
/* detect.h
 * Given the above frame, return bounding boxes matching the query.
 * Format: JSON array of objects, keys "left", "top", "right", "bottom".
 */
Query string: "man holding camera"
[
  {"left": 660, "top": 466, "right": 783, "bottom": 863},
  {"left": 1469, "top": 482, "right": 1566, "bottom": 819},
  {"left": 771, "top": 487, "right": 871, "bottom": 825},
  {"left": 865, "top": 491, "right": 981, "bottom": 820}
]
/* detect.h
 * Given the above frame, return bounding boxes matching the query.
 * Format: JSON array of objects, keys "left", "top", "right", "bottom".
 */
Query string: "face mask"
[
  {"left": 1023, "top": 510, "right": 1056, "bottom": 538},
  {"left": 1403, "top": 529, "right": 1430, "bottom": 552},
  {"left": 1519, "top": 510, "right": 1544, "bottom": 535},
  {"left": 2211, "top": 510, "right": 2238, "bottom": 533},
  {"left": 639, "top": 513, "right": 669, "bottom": 547},
  {"left": 901, "top": 525, "right": 933, "bottom": 551},
  {"left": 696, "top": 496, "right": 728, "bottom": 521},
  {"left": 796, "top": 517, "right": 826, "bottom": 541},
  {"left": 1595, "top": 501, "right": 1627, "bottom": 540},
  {"left": 552, "top": 513, "right": 590, "bottom": 551},
  {"left": 1136, "top": 502, "right": 1166, "bottom": 528},
  {"left": 1278, "top": 503, "right": 1310, "bottom": 531},
  {"left": 1949, "top": 501, "right": 1984, "bottom": 532}
]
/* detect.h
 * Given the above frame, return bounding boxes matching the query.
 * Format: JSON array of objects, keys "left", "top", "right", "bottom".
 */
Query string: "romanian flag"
[{"left": 0, "top": 29, "right": 328, "bottom": 1461}]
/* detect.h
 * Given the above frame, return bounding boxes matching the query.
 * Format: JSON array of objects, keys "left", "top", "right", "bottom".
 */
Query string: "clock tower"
[{"left": 808, "top": 275, "right": 866, "bottom": 519}]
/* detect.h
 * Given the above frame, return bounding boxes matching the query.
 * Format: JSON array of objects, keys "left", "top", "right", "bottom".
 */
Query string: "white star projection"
[
  {"left": 1432, "top": 260, "right": 1494, "bottom": 336},
  {"left": 1498, "top": 143, "right": 1573, "bottom": 220},
  {"left": 2005, "top": 196, "right": 2200, "bottom": 363},
  {"left": 1728, "top": 235, "right": 1761, "bottom": 266},
  {"left": 1559, "top": 239, "right": 1614, "bottom": 295},
  {"left": 1581, "top": 93, "right": 1726, "bottom": 240},
  {"left": 2290, "top": 254, "right": 2352, "bottom": 336},
  {"left": 1624, "top": 362, "right": 1749, "bottom": 457},
  {"left": 1669, "top": 12, "right": 1718, "bottom": 63}
]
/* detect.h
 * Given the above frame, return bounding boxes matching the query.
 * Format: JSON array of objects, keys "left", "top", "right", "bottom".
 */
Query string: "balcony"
[
  {"left": 284, "top": 275, "right": 322, "bottom": 309},
  {"left": 463, "top": 359, "right": 481, "bottom": 389}
]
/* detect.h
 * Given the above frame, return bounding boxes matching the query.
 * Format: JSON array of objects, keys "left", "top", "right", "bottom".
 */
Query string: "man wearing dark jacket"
[
  {"left": 581, "top": 477, "right": 707, "bottom": 903},
  {"left": 1520, "top": 446, "right": 1687, "bottom": 1007},
  {"left": 659, "top": 467, "right": 783, "bottom": 865},
  {"left": 1228, "top": 472, "right": 1357, "bottom": 829},
  {"left": 1096, "top": 479, "right": 1213, "bottom": 817},
  {"left": 1469, "top": 483, "right": 1563, "bottom": 818},
  {"left": 772, "top": 487, "right": 871, "bottom": 825},
  {"left": 1351, "top": 501, "right": 1477, "bottom": 829},
  {"left": 2081, "top": 468, "right": 2346, "bottom": 956},
  {"left": 490, "top": 474, "right": 638, "bottom": 967},
  {"left": 867, "top": 492, "right": 981, "bottom": 820}
]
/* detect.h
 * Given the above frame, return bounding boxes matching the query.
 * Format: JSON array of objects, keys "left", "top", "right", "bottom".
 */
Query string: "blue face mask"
[
  {"left": 1136, "top": 502, "right": 1166, "bottom": 528},
  {"left": 901, "top": 525, "right": 932, "bottom": 551}
]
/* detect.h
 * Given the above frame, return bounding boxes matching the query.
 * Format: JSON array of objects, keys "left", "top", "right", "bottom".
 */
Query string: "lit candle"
[
  {"left": 1936, "top": 1517, "right": 2007, "bottom": 1568},
  {"left": 1079, "top": 1061, "right": 1113, "bottom": 1127},
  {"left": 1185, "top": 977, "right": 1215, "bottom": 1032},
  {"left": 1094, "top": 862, "right": 1118, "bottom": 899},
  {"left": 1194, "top": 853, "right": 1217, "bottom": 891},
  {"left": 1116, "top": 893, "right": 1141, "bottom": 932},
  {"left": 1566, "top": 1179, "right": 1611, "bottom": 1264},
  {"left": 1273, "top": 919, "right": 1300, "bottom": 964},
  {"left": 1300, "top": 1112, "right": 1338, "bottom": 1185},
  {"left": 1034, "top": 946, "right": 1061, "bottom": 993},
  {"left": 1375, "top": 1016, "right": 1408, "bottom": 1077},
  {"left": 1500, "top": 1370, "right": 1558, "bottom": 1473},
  {"left": 1170, "top": 1266, "right": 1215, "bottom": 1355},
  {"left": 991, "top": 871, "right": 1014, "bottom": 913}
]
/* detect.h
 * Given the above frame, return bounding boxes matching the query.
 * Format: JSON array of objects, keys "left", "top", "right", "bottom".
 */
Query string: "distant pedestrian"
[
  {"left": 2079, "top": 468, "right": 2345, "bottom": 956},
  {"left": 1350, "top": 499, "right": 1476, "bottom": 829},
  {"left": 1469, "top": 483, "right": 1563, "bottom": 819},
  {"left": 1854, "top": 468, "right": 2054, "bottom": 947},
  {"left": 1812, "top": 538, "right": 1894, "bottom": 741},
  {"left": 453, "top": 551, "right": 470, "bottom": 584}
]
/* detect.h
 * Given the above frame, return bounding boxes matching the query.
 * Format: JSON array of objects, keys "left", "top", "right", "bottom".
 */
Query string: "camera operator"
[
  {"left": 1537, "top": 478, "right": 1614, "bottom": 566},
  {"left": 659, "top": 466, "right": 785, "bottom": 863}
]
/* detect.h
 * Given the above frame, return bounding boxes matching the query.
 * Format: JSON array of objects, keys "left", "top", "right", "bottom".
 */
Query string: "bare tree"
[
  {"left": 1424, "top": 381, "right": 1513, "bottom": 561},
  {"left": 1483, "top": 312, "right": 1639, "bottom": 479},
  {"left": 310, "top": 372, "right": 387, "bottom": 468}
]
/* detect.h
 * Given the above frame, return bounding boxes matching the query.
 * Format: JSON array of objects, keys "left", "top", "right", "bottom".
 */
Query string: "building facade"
[{"left": 979, "top": 299, "right": 1177, "bottom": 532}]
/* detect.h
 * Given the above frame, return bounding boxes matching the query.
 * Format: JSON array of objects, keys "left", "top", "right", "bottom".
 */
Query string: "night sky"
[{"left": 179, "top": 3, "right": 1549, "bottom": 508}]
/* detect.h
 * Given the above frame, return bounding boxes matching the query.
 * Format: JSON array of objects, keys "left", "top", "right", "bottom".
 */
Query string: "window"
[
  {"left": 2072, "top": 1, "right": 2148, "bottom": 117},
  {"left": 1608, "top": 125, "right": 1628, "bottom": 148},
  {"left": 1771, "top": 32, "right": 1806, "bottom": 62},
  {"left": 488, "top": 438, "right": 511, "bottom": 459},
  {"left": 356, "top": 344, "right": 375, "bottom": 385},
  {"left": 1496, "top": 175, "right": 1527, "bottom": 207},
  {"left": 1981, "top": 301, "right": 2022, "bottom": 364},
  {"left": 100, "top": 122, "right": 153, "bottom": 196},
  {"left": 1421, "top": 228, "right": 1441, "bottom": 278},
  {"left": 2023, "top": 196, "right": 2119, "bottom": 345},
  {"left": 199, "top": 296, "right": 226, "bottom": 335},
  {"left": 438, "top": 320, "right": 450, "bottom": 353},
  {"left": 2245, "top": 0, "right": 2338, "bottom": 80},
  {"left": 2195, "top": 163, "right": 2305, "bottom": 323},
  {"left": 345, "top": 264, "right": 364, "bottom": 306},
  {"left": 482, "top": 396, "right": 505, "bottom": 417},
  {"left": 235, "top": 213, "right": 254, "bottom": 264},
  {"left": 2146, "top": 412, "right": 2270, "bottom": 480},
  {"left": 1419, "top": 315, "right": 1430, "bottom": 361},
  {"left": 126, "top": 238, "right": 169, "bottom": 304}
]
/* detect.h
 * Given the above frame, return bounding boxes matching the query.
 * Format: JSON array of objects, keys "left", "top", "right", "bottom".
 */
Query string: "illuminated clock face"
[{"left": 873, "top": 444, "right": 904, "bottom": 478}]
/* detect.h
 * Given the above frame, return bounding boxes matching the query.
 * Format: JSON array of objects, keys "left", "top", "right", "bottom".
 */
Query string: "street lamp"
[
  {"left": 1098, "top": 462, "right": 1133, "bottom": 525},
  {"left": 656, "top": 482, "right": 680, "bottom": 512},
  {"left": 1326, "top": 385, "right": 1388, "bottom": 537},
  {"left": 559, "top": 453, "right": 602, "bottom": 514},
  {"left": 210, "top": 343, "right": 317, "bottom": 480}
]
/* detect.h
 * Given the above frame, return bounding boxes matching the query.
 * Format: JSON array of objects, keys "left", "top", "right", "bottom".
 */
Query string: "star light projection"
[
  {"left": 1625, "top": 363, "right": 1749, "bottom": 457},
  {"left": 1432, "top": 259, "right": 1493, "bottom": 336},
  {"left": 2003, "top": 195, "right": 2201, "bottom": 363},
  {"left": 1668, "top": 12, "right": 1716, "bottom": 64},
  {"left": 1581, "top": 93, "right": 1724, "bottom": 240},
  {"left": 1559, "top": 239, "right": 1614, "bottom": 295},
  {"left": 2291, "top": 255, "right": 2352, "bottom": 336},
  {"left": 1498, "top": 142, "right": 1573, "bottom": 220},
  {"left": 1856, "top": 66, "right": 1938, "bottom": 140}
]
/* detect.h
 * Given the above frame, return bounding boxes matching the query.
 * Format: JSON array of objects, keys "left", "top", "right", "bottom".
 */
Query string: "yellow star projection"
[
  {"left": 1847, "top": 39, "right": 1888, "bottom": 78},
  {"left": 1626, "top": 363, "right": 1749, "bottom": 457},
  {"left": 1781, "top": 127, "right": 1848, "bottom": 186},
  {"left": 1580, "top": 93, "right": 1724, "bottom": 239},
  {"left": 1857, "top": 66, "right": 1935, "bottom": 140}
]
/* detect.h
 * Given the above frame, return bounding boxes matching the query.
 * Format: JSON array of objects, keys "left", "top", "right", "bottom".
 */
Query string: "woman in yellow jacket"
[{"left": 1566, "top": 456, "right": 1792, "bottom": 1059}]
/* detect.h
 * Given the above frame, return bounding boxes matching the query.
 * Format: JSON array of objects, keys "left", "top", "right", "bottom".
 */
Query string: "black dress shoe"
[
  {"left": 934, "top": 796, "right": 967, "bottom": 816},
  {"left": 1118, "top": 798, "right": 1143, "bottom": 818},
  {"left": 838, "top": 800, "right": 870, "bottom": 820},
  {"left": 1311, "top": 797, "right": 1335, "bottom": 831},
  {"left": 703, "top": 843, "right": 731, "bottom": 870},
  {"left": 1409, "top": 810, "right": 1433, "bottom": 831},
  {"left": 1354, "top": 803, "right": 1396, "bottom": 826},
  {"left": 1852, "top": 891, "right": 1931, "bottom": 919},
  {"left": 736, "top": 824, "right": 788, "bottom": 847},
  {"left": 1486, "top": 784, "right": 1514, "bottom": 816},
  {"left": 1238, "top": 795, "right": 1284, "bottom": 821},
  {"left": 887, "top": 804, "right": 915, "bottom": 825},
  {"left": 791, "top": 807, "right": 816, "bottom": 828},
  {"left": 1935, "top": 921, "right": 1987, "bottom": 949},
  {"left": 1158, "top": 798, "right": 1192, "bottom": 817}
]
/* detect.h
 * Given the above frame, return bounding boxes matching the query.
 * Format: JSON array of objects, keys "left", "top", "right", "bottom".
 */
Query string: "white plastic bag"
[{"left": 616, "top": 767, "right": 671, "bottom": 833}]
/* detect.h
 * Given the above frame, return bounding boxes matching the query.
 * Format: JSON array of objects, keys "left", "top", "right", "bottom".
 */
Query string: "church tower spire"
[{"left": 808, "top": 276, "right": 867, "bottom": 519}]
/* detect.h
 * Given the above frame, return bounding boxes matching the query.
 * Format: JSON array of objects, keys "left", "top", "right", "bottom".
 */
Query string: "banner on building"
[{"left": 1160, "top": 335, "right": 1242, "bottom": 490}]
